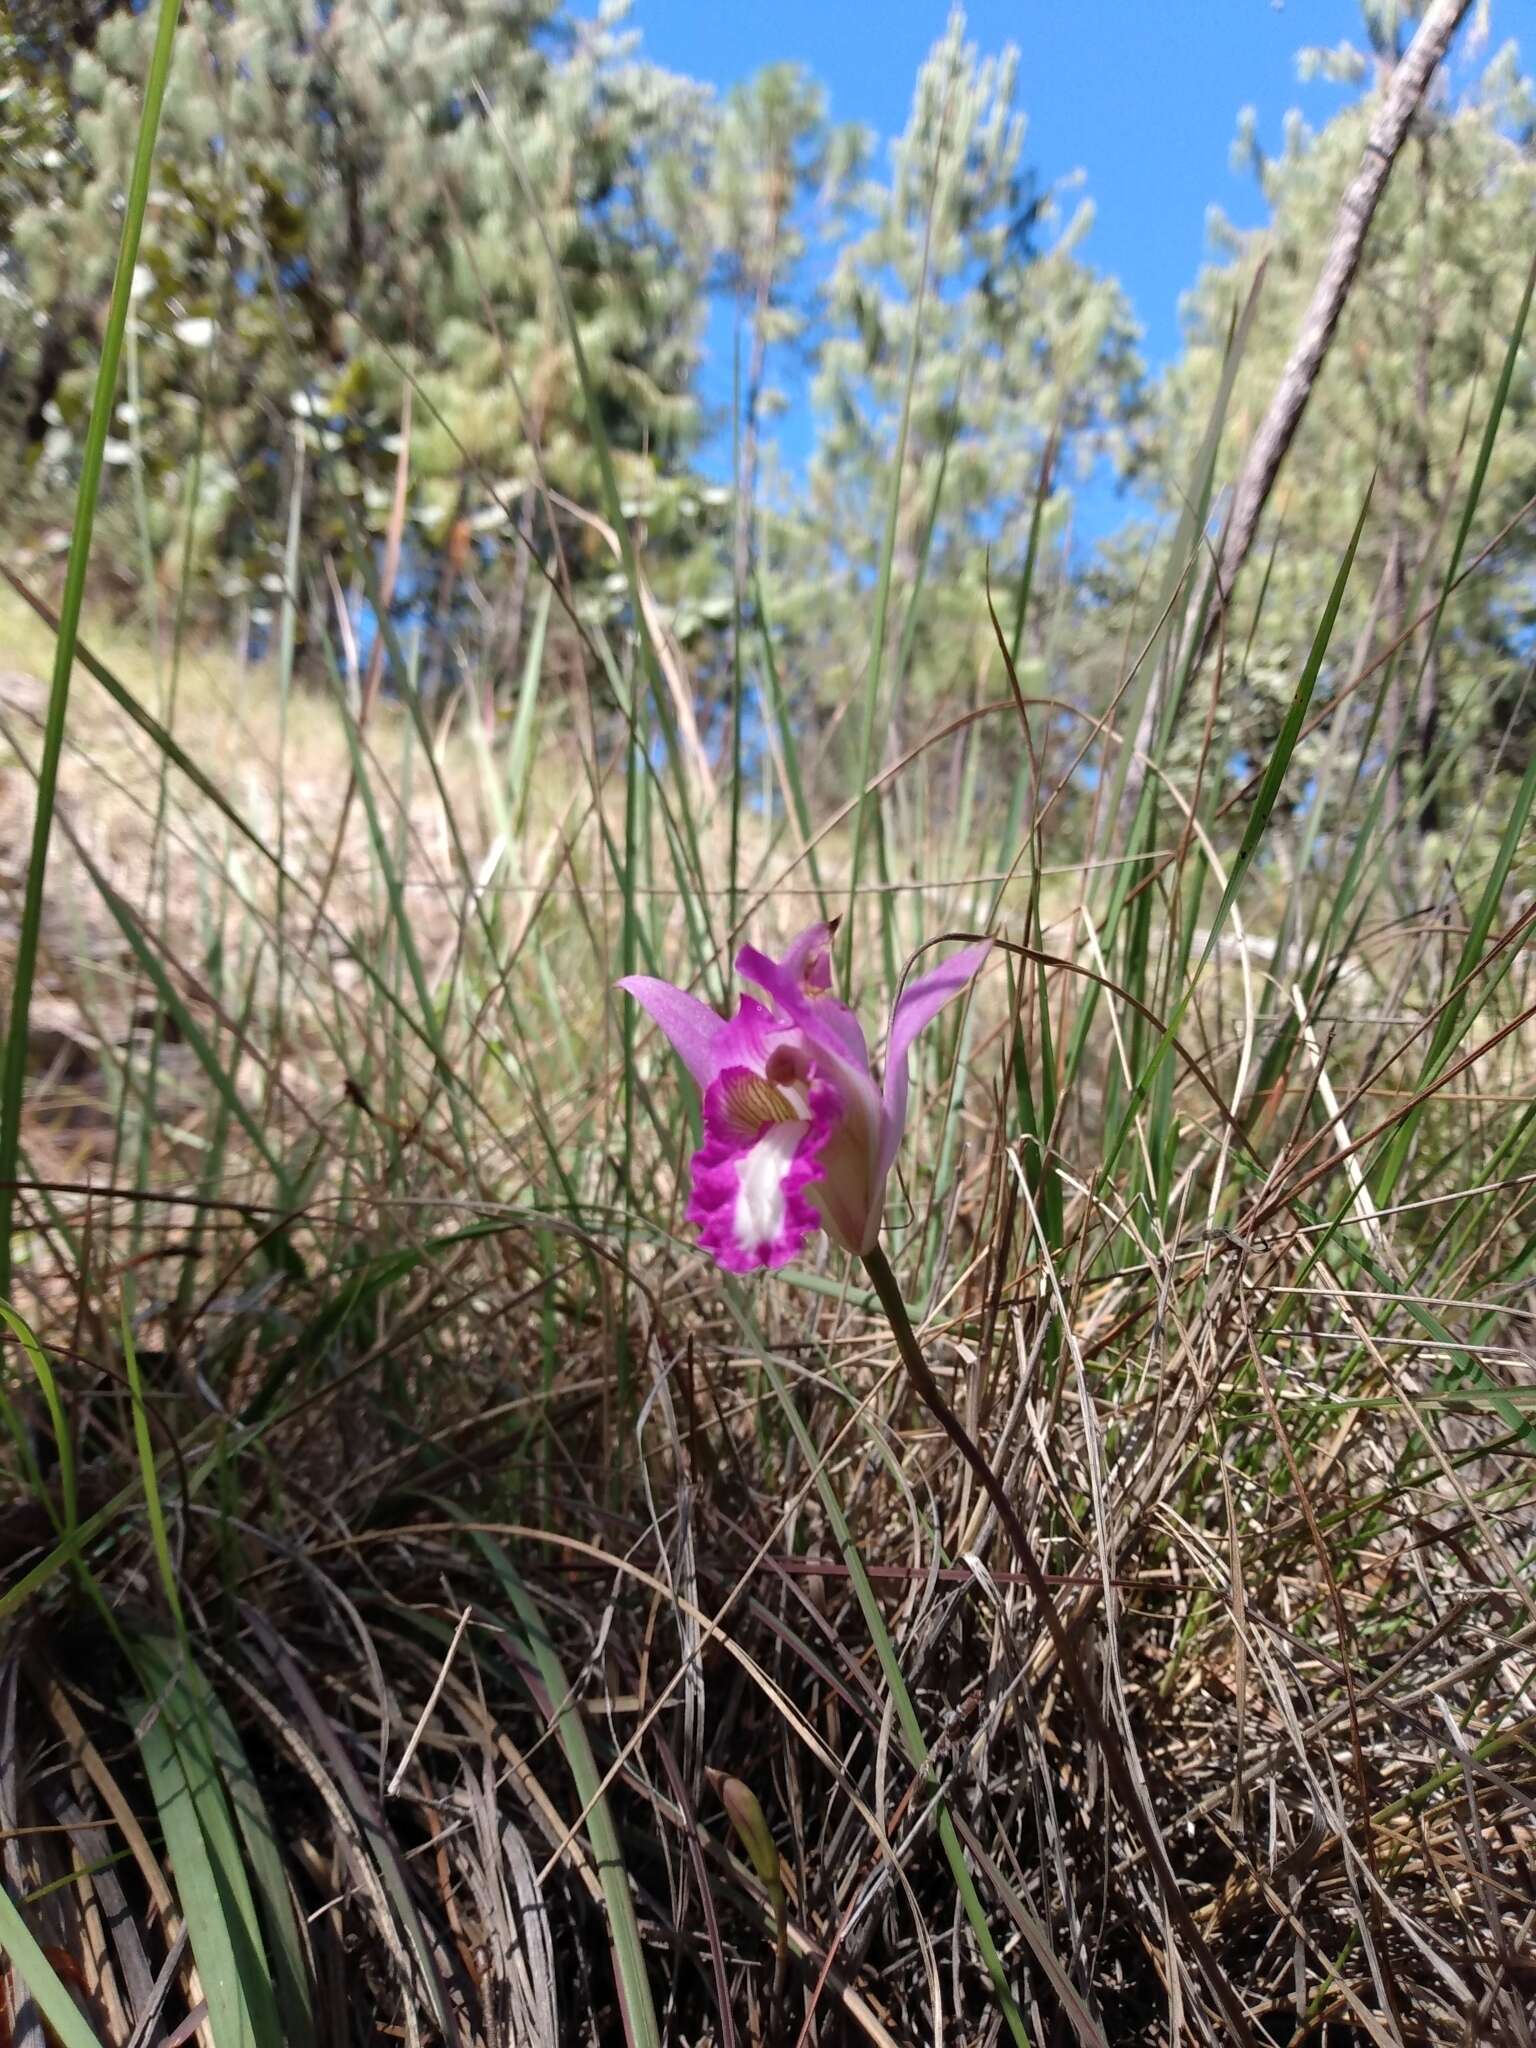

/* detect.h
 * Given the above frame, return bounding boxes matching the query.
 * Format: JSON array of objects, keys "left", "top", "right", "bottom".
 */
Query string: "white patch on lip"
[{"left": 733, "top": 1120, "right": 806, "bottom": 1256}]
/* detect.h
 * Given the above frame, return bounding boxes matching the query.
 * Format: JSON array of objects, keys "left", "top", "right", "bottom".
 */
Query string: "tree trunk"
[
  {"left": 1410, "top": 131, "right": 1442, "bottom": 836},
  {"left": 1185, "top": 0, "right": 1472, "bottom": 679}
]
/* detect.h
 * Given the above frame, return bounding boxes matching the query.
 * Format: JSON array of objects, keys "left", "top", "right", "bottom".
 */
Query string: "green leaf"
[
  {"left": 0, "top": 1885, "right": 108, "bottom": 2048},
  {"left": 129, "top": 1635, "right": 286, "bottom": 2048},
  {"left": 464, "top": 1525, "right": 662, "bottom": 2048}
]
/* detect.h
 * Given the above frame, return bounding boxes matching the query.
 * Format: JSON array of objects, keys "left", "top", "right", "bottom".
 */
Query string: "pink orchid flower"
[{"left": 619, "top": 922, "right": 991, "bottom": 1273}]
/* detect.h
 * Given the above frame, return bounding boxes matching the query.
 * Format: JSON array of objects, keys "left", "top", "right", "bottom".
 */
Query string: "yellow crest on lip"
[{"left": 716, "top": 1069, "right": 798, "bottom": 1141}]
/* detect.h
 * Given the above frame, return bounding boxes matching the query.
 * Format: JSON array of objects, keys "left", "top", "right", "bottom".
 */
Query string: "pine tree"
[
  {"left": 798, "top": 7, "right": 1140, "bottom": 738},
  {"left": 3, "top": 0, "right": 714, "bottom": 674}
]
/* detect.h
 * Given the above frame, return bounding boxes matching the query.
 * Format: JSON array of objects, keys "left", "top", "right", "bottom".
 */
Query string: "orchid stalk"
[{"left": 620, "top": 918, "right": 1257, "bottom": 2041}]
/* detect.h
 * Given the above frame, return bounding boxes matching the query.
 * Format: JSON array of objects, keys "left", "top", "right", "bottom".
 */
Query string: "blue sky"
[
  {"left": 637, "top": 2, "right": 1362, "bottom": 356},
  {"left": 615, "top": 1, "right": 1451, "bottom": 515}
]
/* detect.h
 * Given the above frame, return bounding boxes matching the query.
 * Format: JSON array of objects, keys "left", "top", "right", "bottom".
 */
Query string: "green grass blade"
[
  {"left": 1091, "top": 271, "right": 1265, "bottom": 903},
  {"left": 467, "top": 1529, "right": 662, "bottom": 2048},
  {"left": 67, "top": 843, "right": 302, "bottom": 1218},
  {"left": 0, "top": 1481, "right": 141, "bottom": 1624},
  {"left": 0, "top": 1300, "right": 76, "bottom": 1536},
  {"left": 755, "top": 582, "right": 829, "bottom": 921},
  {"left": 121, "top": 1299, "right": 186, "bottom": 1639},
  {"left": 730, "top": 333, "right": 746, "bottom": 939},
  {"left": 326, "top": 664, "right": 473, "bottom": 1161},
  {"left": 0, "top": 0, "right": 183, "bottom": 1298},
  {"left": 507, "top": 582, "right": 553, "bottom": 835},
  {"left": 482, "top": 100, "right": 716, "bottom": 983},
  {"left": 1372, "top": 736, "right": 1536, "bottom": 1200},
  {"left": 0, "top": 1884, "right": 108, "bottom": 2048},
  {"left": 1104, "top": 481, "right": 1372, "bottom": 1171},
  {"left": 173, "top": 1645, "right": 318, "bottom": 2048},
  {"left": 1416, "top": 245, "right": 1536, "bottom": 686},
  {"left": 129, "top": 1636, "right": 284, "bottom": 2048},
  {"left": 842, "top": 201, "right": 932, "bottom": 991}
]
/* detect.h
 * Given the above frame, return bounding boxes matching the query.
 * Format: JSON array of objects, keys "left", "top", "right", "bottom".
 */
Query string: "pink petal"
[
  {"left": 616, "top": 976, "right": 726, "bottom": 1092},
  {"left": 687, "top": 1067, "right": 839, "bottom": 1273},
  {"left": 716, "top": 994, "right": 785, "bottom": 1073},
  {"left": 735, "top": 935, "right": 877, "bottom": 1105},
  {"left": 877, "top": 941, "right": 993, "bottom": 1188},
  {"left": 778, "top": 921, "right": 835, "bottom": 992}
]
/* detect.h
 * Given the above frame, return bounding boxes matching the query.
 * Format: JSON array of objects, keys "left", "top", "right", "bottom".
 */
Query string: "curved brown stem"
[{"left": 860, "top": 1243, "right": 1255, "bottom": 2047}]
